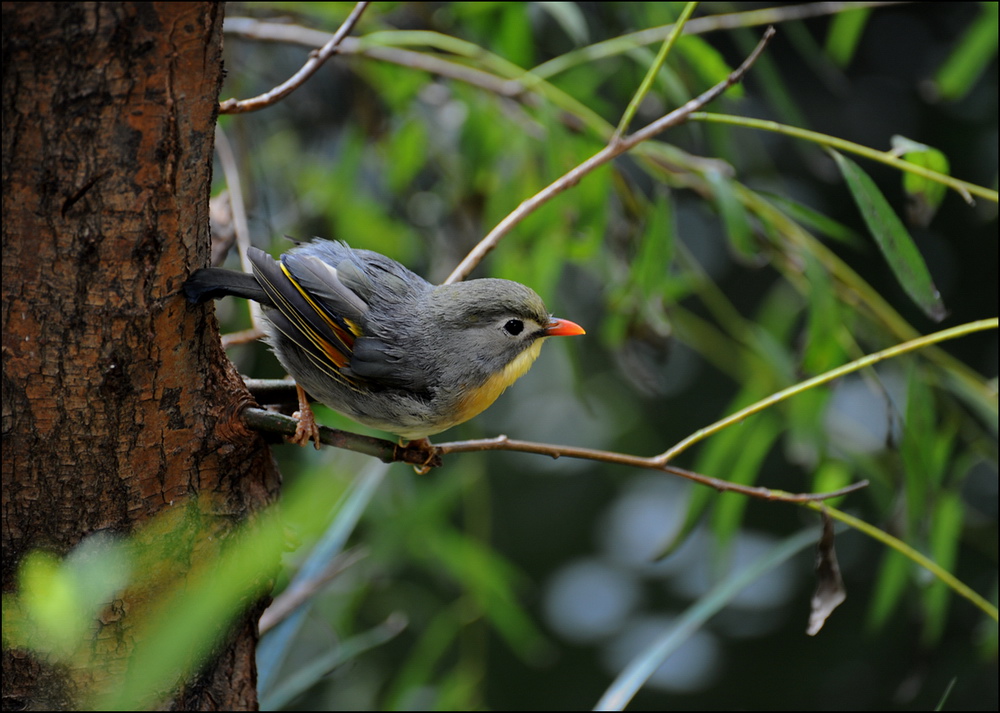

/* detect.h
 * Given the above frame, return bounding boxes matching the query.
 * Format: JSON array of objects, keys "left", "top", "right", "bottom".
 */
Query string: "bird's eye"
[{"left": 503, "top": 319, "right": 524, "bottom": 336}]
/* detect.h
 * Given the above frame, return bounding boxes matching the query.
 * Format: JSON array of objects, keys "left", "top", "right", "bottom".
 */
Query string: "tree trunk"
[{"left": 2, "top": 3, "right": 279, "bottom": 709}]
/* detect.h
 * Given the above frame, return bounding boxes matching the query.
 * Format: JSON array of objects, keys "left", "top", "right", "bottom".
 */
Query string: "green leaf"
[
  {"left": 933, "top": 2, "right": 999, "bottom": 100},
  {"left": 760, "top": 192, "right": 864, "bottom": 248},
  {"left": 922, "top": 493, "right": 964, "bottom": 645},
  {"left": 710, "top": 414, "right": 781, "bottom": 548},
  {"left": 676, "top": 34, "right": 742, "bottom": 98},
  {"left": 705, "top": 167, "right": 755, "bottom": 261},
  {"left": 596, "top": 528, "right": 819, "bottom": 711},
  {"left": 892, "top": 135, "right": 950, "bottom": 227},
  {"left": 537, "top": 1, "right": 589, "bottom": 46},
  {"left": 867, "top": 549, "right": 911, "bottom": 630},
  {"left": 384, "top": 119, "right": 429, "bottom": 194},
  {"left": 810, "top": 460, "right": 853, "bottom": 508},
  {"left": 830, "top": 150, "right": 947, "bottom": 322},
  {"left": 825, "top": 7, "right": 872, "bottom": 68}
]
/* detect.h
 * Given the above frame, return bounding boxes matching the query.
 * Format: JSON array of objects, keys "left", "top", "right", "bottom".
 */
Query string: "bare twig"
[
  {"left": 241, "top": 397, "right": 862, "bottom": 504},
  {"left": 238, "top": 318, "right": 998, "bottom": 501},
  {"left": 213, "top": 125, "right": 263, "bottom": 328},
  {"left": 242, "top": 407, "right": 443, "bottom": 469},
  {"left": 614, "top": 1, "right": 698, "bottom": 140},
  {"left": 224, "top": 4, "right": 897, "bottom": 95},
  {"left": 443, "top": 26, "right": 776, "bottom": 284},
  {"left": 224, "top": 18, "right": 526, "bottom": 98},
  {"left": 220, "top": 327, "right": 266, "bottom": 349},
  {"left": 219, "top": 1, "right": 370, "bottom": 114},
  {"left": 434, "top": 435, "right": 868, "bottom": 503}
]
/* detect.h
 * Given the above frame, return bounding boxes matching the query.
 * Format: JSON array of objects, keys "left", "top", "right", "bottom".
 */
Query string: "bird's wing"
[
  {"left": 346, "top": 336, "right": 432, "bottom": 393},
  {"left": 248, "top": 247, "right": 363, "bottom": 386}
]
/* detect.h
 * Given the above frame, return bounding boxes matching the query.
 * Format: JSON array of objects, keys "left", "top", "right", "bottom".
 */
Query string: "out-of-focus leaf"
[
  {"left": 596, "top": 528, "right": 819, "bottom": 711},
  {"left": 10, "top": 553, "right": 83, "bottom": 657},
  {"left": 825, "top": 7, "right": 872, "bottom": 68},
  {"left": 900, "top": 366, "right": 932, "bottom": 533},
  {"left": 384, "top": 603, "right": 465, "bottom": 708},
  {"left": 731, "top": 25, "right": 809, "bottom": 128},
  {"left": 262, "top": 614, "right": 407, "bottom": 711},
  {"left": 807, "top": 510, "right": 846, "bottom": 635},
  {"left": 676, "top": 34, "right": 742, "bottom": 98},
  {"left": 711, "top": 414, "right": 782, "bottom": 550},
  {"left": 786, "top": 388, "right": 831, "bottom": 468},
  {"left": 761, "top": 192, "right": 864, "bottom": 247},
  {"left": 830, "top": 150, "right": 947, "bottom": 322},
  {"left": 810, "top": 460, "right": 853, "bottom": 506},
  {"left": 891, "top": 135, "right": 950, "bottom": 227},
  {"left": 258, "top": 463, "right": 388, "bottom": 697},
  {"left": 933, "top": 2, "right": 999, "bottom": 100},
  {"left": 935, "top": 678, "right": 959, "bottom": 712},
  {"left": 495, "top": 1, "right": 535, "bottom": 67},
  {"left": 537, "top": 1, "right": 589, "bottom": 46},
  {"left": 801, "top": 254, "right": 844, "bottom": 375},
  {"left": 867, "top": 548, "right": 911, "bottom": 630},
  {"left": 923, "top": 491, "right": 964, "bottom": 646},
  {"left": 665, "top": 388, "right": 780, "bottom": 559},
  {"left": 384, "top": 119, "right": 428, "bottom": 194},
  {"left": 634, "top": 189, "right": 676, "bottom": 297},
  {"left": 425, "top": 527, "right": 550, "bottom": 661},
  {"left": 705, "top": 167, "right": 756, "bottom": 261}
]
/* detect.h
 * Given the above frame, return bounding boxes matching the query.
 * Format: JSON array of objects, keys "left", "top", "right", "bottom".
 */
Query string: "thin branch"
[
  {"left": 805, "top": 501, "right": 999, "bottom": 622},
  {"left": 223, "top": 19, "right": 526, "bottom": 98},
  {"left": 213, "top": 125, "right": 262, "bottom": 328},
  {"left": 689, "top": 112, "right": 996, "bottom": 203},
  {"left": 614, "top": 1, "right": 699, "bottom": 140},
  {"left": 444, "top": 26, "right": 776, "bottom": 284},
  {"left": 242, "top": 396, "right": 862, "bottom": 504},
  {"left": 224, "top": 4, "right": 899, "bottom": 97},
  {"left": 240, "top": 318, "right": 996, "bottom": 503},
  {"left": 434, "top": 435, "right": 868, "bottom": 503},
  {"left": 219, "top": 1, "right": 370, "bottom": 114},
  {"left": 242, "top": 407, "right": 442, "bottom": 469},
  {"left": 529, "top": 2, "right": 901, "bottom": 81},
  {"left": 220, "top": 327, "right": 265, "bottom": 349}
]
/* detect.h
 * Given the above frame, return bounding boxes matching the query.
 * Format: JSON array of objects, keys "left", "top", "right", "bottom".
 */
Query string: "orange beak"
[{"left": 544, "top": 317, "right": 586, "bottom": 337}]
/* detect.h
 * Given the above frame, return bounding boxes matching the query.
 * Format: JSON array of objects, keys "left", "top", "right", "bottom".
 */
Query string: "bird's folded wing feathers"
[{"left": 248, "top": 247, "right": 359, "bottom": 378}]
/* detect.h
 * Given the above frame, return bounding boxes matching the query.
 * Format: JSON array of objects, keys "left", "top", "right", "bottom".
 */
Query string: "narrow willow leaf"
[
  {"left": 830, "top": 150, "right": 947, "bottom": 322},
  {"left": 596, "top": 528, "right": 818, "bottom": 711},
  {"left": 866, "top": 548, "right": 910, "bottom": 630},
  {"left": 537, "top": 1, "right": 589, "bottom": 45},
  {"left": 923, "top": 492, "right": 964, "bottom": 646},
  {"left": 677, "top": 34, "right": 743, "bottom": 98},
  {"left": 705, "top": 167, "right": 756, "bottom": 261},
  {"left": 933, "top": 2, "right": 999, "bottom": 100},
  {"left": 891, "top": 135, "right": 950, "bottom": 227},
  {"left": 825, "top": 6, "right": 872, "bottom": 68},
  {"left": 711, "top": 415, "right": 781, "bottom": 548}
]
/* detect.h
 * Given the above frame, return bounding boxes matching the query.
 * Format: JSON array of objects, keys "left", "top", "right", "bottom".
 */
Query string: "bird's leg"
[
  {"left": 289, "top": 383, "right": 322, "bottom": 449},
  {"left": 400, "top": 437, "right": 439, "bottom": 474}
]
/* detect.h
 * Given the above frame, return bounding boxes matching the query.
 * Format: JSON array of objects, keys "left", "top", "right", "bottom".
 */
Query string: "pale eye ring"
[{"left": 503, "top": 319, "right": 524, "bottom": 336}]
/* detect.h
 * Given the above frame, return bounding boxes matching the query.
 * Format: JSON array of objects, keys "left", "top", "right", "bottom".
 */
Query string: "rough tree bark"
[{"left": 2, "top": 3, "right": 279, "bottom": 709}]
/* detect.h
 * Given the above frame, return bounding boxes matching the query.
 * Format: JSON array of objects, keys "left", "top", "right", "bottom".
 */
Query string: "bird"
[{"left": 184, "top": 239, "right": 585, "bottom": 447}]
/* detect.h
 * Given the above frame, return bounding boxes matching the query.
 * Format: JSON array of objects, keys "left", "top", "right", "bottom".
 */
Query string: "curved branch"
[
  {"left": 443, "top": 27, "right": 776, "bottom": 283},
  {"left": 240, "top": 405, "right": 864, "bottom": 504},
  {"left": 219, "top": 2, "right": 370, "bottom": 114}
]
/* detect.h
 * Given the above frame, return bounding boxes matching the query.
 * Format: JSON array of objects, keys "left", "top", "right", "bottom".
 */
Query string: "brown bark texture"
[{"left": 2, "top": 3, "right": 280, "bottom": 710}]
